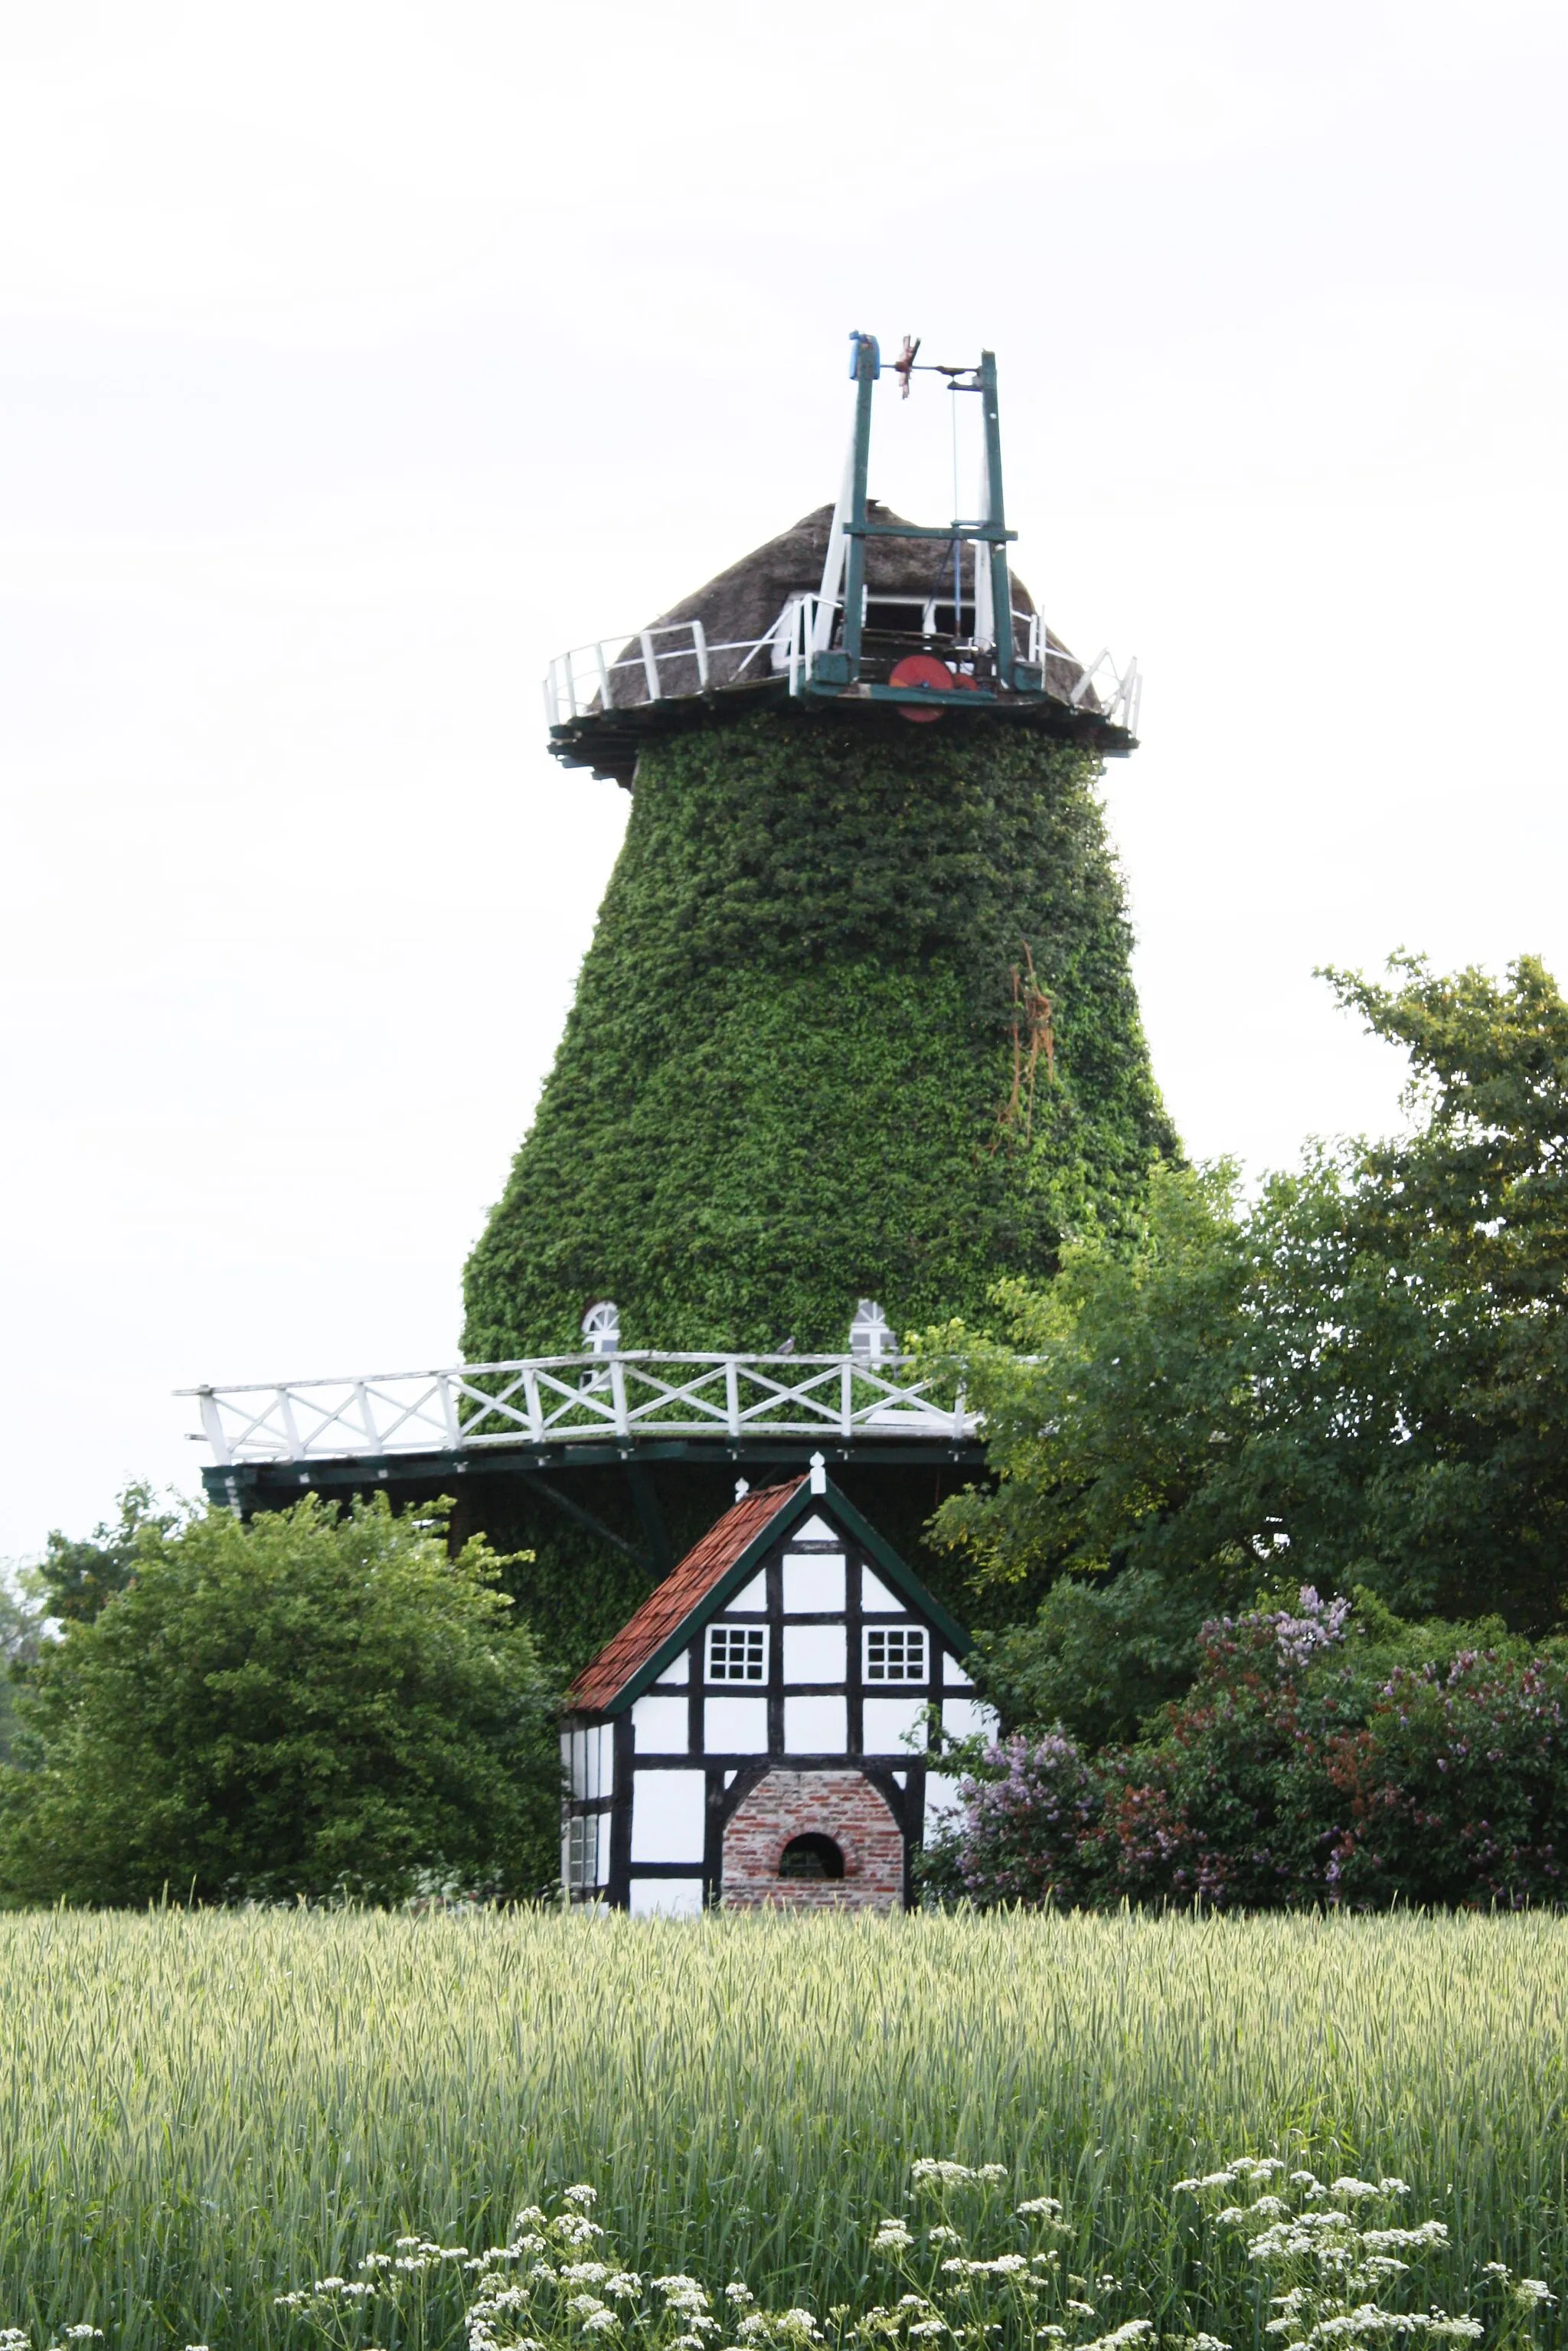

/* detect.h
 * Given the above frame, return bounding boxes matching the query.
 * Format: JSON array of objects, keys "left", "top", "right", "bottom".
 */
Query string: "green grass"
[{"left": 0, "top": 1909, "right": 1564, "bottom": 2349}]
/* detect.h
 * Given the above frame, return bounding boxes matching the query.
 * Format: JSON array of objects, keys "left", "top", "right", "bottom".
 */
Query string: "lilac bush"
[{"left": 929, "top": 1592, "right": 1568, "bottom": 1911}]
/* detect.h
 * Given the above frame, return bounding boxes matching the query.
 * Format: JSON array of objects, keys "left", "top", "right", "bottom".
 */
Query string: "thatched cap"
[{"left": 608, "top": 504, "right": 1089, "bottom": 708}]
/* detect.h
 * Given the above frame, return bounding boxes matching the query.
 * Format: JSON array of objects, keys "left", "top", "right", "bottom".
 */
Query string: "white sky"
[{"left": 2, "top": 0, "right": 1565, "bottom": 1556}]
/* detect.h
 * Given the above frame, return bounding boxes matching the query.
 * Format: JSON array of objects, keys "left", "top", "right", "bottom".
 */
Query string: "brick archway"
[{"left": 721, "top": 1769, "right": 906, "bottom": 1910}]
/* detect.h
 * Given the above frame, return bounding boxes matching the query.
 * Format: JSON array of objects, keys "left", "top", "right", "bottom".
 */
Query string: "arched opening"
[
  {"left": 580, "top": 1300, "right": 620, "bottom": 1357},
  {"left": 779, "top": 1833, "right": 844, "bottom": 1882}
]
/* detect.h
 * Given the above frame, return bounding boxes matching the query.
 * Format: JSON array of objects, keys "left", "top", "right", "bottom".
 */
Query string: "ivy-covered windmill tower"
[{"left": 464, "top": 332, "right": 1173, "bottom": 1367}]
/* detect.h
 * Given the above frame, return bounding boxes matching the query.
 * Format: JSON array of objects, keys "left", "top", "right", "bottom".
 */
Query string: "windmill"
[{"left": 188, "top": 331, "right": 1173, "bottom": 1674}]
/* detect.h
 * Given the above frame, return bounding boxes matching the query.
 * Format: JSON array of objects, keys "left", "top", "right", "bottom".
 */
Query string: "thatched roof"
[{"left": 604, "top": 504, "right": 1091, "bottom": 709}]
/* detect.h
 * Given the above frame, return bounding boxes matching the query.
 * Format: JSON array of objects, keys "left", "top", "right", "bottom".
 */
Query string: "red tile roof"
[{"left": 567, "top": 1478, "right": 805, "bottom": 1714}]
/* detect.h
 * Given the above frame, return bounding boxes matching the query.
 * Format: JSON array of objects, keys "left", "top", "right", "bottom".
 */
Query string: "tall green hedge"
[{"left": 463, "top": 707, "right": 1174, "bottom": 1360}]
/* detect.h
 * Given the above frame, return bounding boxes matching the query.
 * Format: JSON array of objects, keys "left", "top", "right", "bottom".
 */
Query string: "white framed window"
[
  {"left": 707, "top": 1623, "right": 769, "bottom": 1683},
  {"left": 564, "top": 1810, "right": 602, "bottom": 1891},
  {"left": 864, "top": 1624, "right": 927, "bottom": 1683}
]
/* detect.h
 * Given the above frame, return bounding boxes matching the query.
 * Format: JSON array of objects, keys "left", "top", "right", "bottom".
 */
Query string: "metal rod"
[
  {"left": 840, "top": 335, "right": 878, "bottom": 678},
  {"left": 978, "top": 351, "right": 1014, "bottom": 690}
]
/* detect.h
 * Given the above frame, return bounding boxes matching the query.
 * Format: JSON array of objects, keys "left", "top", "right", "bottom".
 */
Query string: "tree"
[
  {"left": 923, "top": 955, "right": 1568, "bottom": 1743},
  {"left": 0, "top": 1570, "right": 49, "bottom": 1764},
  {"left": 0, "top": 1494, "right": 560, "bottom": 1905},
  {"left": 37, "top": 1481, "right": 187, "bottom": 1624}
]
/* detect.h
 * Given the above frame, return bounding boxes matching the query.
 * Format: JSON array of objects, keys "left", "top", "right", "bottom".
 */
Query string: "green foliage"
[
  {"left": 38, "top": 1481, "right": 187, "bottom": 1624},
  {"left": 0, "top": 1908, "right": 1562, "bottom": 2351},
  {"left": 0, "top": 1495, "right": 560, "bottom": 1905},
  {"left": 934, "top": 1593, "right": 1568, "bottom": 1912},
  {"left": 280, "top": 2160, "right": 1543, "bottom": 2351},
  {"left": 0, "top": 1572, "right": 48, "bottom": 1765},
  {"left": 921, "top": 955, "right": 1568, "bottom": 1731},
  {"left": 464, "top": 710, "right": 1174, "bottom": 1358}
]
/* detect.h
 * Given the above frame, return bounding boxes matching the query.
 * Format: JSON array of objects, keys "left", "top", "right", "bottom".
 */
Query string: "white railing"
[
  {"left": 181, "top": 1352, "right": 975, "bottom": 1466},
  {"left": 544, "top": 602, "right": 1139, "bottom": 730},
  {"left": 544, "top": 617, "right": 784, "bottom": 724},
  {"left": 1067, "top": 646, "right": 1142, "bottom": 735}
]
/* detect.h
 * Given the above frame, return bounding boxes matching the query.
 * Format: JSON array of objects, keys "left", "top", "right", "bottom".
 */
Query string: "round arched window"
[
  {"left": 779, "top": 1833, "right": 844, "bottom": 1882},
  {"left": 580, "top": 1300, "right": 620, "bottom": 1357}
]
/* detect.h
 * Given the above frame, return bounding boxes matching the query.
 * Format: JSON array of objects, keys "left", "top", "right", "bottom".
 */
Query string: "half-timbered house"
[{"left": 560, "top": 1457, "right": 992, "bottom": 1912}]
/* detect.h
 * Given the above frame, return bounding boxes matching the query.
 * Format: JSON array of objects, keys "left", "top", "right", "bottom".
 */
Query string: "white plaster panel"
[
  {"left": 590, "top": 1723, "right": 613, "bottom": 1801},
  {"left": 792, "top": 1513, "right": 838, "bottom": 1543},
  {"left": 704, "top": 1696, "right": 770, "bottom": 1753},
  {"left": 727, "top": 1570, "right": 768, "bottom": 1611},
  {"left": 783, "top": 1623, "right": 847, "bottom": 1683},
  {"left": 861, "top": 1566, "right": 900, "bottom": 1611},
  {"left": 655, "top": 1647, "right": 690, "bottom": 1686},
  {"left": 629, "top": 1878, "right": 704, "bottom": 1917},
  {"left": 942, "top": 1651, "right": 975, "bottom": 1687},
  {"left": 942, "top": 1698, "right": 998, "bottom": 1742},
  {"left": 632, "top": 1695, "right": 690, "bottom": 1754},
  {"left": 925, "top": 1770, "right": 965, "bottom": 1832},
  {"left": 863, "top": 1696, "right": 929, "bottom": 1753},
  {"left": 782, "top": 1553, "right": 845, "bottom": 1612},
  {"left": 630, "top": 1768, "right": 707, "bottom": 1862},
  {"left": 783, "top": 1694, "right": 848, "bottom": 1753}
]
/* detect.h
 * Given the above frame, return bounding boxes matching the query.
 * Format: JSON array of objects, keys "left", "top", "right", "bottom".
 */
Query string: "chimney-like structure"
[{"left": 463, "top": 336, "right": 1174, "bottom": 1362}]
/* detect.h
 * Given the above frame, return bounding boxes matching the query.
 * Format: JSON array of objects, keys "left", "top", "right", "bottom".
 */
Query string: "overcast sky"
[{"left": 2, "top": 0, "right": 1565, "bottom": 1557}]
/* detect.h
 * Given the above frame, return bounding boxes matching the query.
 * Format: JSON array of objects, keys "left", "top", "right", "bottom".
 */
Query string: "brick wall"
[{"left": 721, "top": 1768, "right": 906, "bottom": 1911}]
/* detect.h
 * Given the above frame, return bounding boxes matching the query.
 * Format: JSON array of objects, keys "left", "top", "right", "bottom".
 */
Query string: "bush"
[
  {"left": 0, "top": 1494, "right": 560, "bottom": 1905},
  {"left": 933, "top": 1592, "right": 1568, "bottom": 1910}
]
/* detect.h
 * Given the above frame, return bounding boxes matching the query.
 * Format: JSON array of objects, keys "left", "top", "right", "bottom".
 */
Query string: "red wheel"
[{"left": 888, "top": 652, "right": 955, "bottom": 721}]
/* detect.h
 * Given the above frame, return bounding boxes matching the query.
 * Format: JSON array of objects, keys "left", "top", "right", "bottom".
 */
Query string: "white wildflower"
[
  {"left": 583, "top": 2314, "right": 619, "bottom": 2334},
  {"left": 1017, "top": 2199, "right": 1063, "bottom": 2220},
  {"left": 928, "top": 2227, "right": 962, "bottom": 2246},
  {"left": 1065, "top": 2301, "right": 1097, "bottom": 2317},
  {"left": 1077, "top": 2323, "right": 1154, "bottom": 2351}
]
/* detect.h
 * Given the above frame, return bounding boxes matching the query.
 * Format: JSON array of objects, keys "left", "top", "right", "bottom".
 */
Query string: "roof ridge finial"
[{"left": 808, "top": 1451, "right": 827, "bottom": 1496}]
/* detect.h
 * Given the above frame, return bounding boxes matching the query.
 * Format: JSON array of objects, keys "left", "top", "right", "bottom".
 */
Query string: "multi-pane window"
[
  {"left": 864, "top": 1625, "right": 927, "bottom": 1683},
  {"left": 565, "top": 1810, "right": 602, "bottom": 1891},
  {"left": 707, "top": 1623, "right": 769, "bottom": 1683}
]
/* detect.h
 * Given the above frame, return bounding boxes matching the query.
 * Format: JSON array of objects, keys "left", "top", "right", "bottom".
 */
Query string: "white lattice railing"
[
  {"left": 181, "top": 1353, "right": 974, "bottom": 1467},
  {"left": 543, "top": 599, "right": 1139, "bottom": 727}
]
